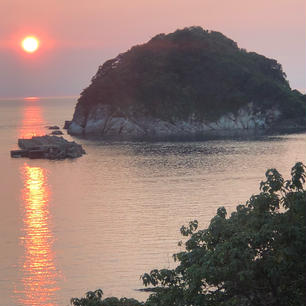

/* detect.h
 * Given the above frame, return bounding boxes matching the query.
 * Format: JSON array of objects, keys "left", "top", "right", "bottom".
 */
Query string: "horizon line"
[{"left": 0, "top": 95, "right": 80, "bottom": 101}]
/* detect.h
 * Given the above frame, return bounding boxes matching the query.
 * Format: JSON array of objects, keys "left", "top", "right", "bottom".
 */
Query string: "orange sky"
[{"left": 0, "top": 0, "right": 305, "bottom": 97}]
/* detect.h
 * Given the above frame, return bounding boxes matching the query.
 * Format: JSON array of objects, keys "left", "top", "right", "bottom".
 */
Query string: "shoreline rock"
[
  {"left": 51, "top": 130, "right": 64, "bottom": 135},
  {"left": 63, "top": 120, "right": 72, "bottom": 129},
  {"left": 11, "top": 135, "right": 86, "bottom": 159},
  {"left": 67, "top": 103, "right": 305, "bottom": 141},
  {"left": 47, "top": 125, "right": 60, "bottom": 130}
]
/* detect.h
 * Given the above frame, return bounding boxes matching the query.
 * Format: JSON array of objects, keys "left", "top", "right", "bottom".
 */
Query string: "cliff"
[{"left": 68, "top": 26, "right": 306, "bottom": 140}]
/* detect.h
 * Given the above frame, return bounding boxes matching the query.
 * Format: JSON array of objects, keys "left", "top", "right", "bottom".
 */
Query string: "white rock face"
[
  {"left": 68, "top": 103, "right": 281, "bottom": 139},
  {"left": 69, "top": 122, "right": 84, "bottom": 135}
]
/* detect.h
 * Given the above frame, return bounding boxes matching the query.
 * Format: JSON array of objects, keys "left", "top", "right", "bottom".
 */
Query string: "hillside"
[{"left": 68, "top": 26, "right": 306, "bottom": 139}]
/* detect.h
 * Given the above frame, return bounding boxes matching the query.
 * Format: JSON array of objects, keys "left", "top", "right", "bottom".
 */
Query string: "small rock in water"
[
  {"left": 11, "top": 135, "right": 86, "bottom": 159},
  {"left": 51, "top": 130, "right": 64, "bottom": 135},
  {"left": 63, "top": 120, "right": 72, "bottom": 129},
  {"left": 47, "top": 125, "right": 60, "bottom": 130}
]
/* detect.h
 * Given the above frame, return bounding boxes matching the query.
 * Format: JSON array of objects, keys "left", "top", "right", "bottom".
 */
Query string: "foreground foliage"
[
  {"left": 142, "top": 162, "right": 306, "bottom": 306},
  {"left": 71, "top": 162, "right": 305, "bottom": 306},
  {"left": 70, "top": 289, "right": 143, "bottom": 306}
]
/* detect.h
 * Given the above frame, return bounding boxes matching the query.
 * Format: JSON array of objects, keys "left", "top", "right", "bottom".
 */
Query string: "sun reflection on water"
[
  {"left": 19, "top": 103, "right": 45, "bottom": 139},
  {"left": 15, "top": 100, "right": 60, "bottom": 306},
  {"left": 17, "top": 164, "right": 60, "bottom": 306}
]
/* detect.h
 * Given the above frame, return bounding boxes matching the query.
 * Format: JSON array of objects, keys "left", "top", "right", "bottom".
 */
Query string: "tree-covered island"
[{"left": 67, "top": 27, "right": 306, "bottom": 140}]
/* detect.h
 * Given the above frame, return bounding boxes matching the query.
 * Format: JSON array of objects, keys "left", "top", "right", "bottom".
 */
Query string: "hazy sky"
[{"left": 0, "top": 0, "right": 305, "bottom": 97}]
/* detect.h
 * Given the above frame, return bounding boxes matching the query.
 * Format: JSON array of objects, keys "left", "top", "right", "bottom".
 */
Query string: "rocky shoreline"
[{"left": 66, "top": 103, "right": 305, "bottom": 141}]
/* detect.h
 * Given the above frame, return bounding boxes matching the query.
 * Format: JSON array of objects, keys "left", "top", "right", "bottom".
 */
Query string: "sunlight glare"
[{"left": 21, "top": 36, "right": 39, "bottom": 53}]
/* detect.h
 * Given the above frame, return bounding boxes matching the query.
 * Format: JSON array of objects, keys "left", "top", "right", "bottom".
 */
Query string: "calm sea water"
[{"left": 0, "top": 97, "right": 305, "bottom": 306}]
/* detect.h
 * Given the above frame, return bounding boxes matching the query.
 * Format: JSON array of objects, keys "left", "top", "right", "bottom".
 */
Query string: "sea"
[{"left": 0, "top": 97, "right": 305, "bottom": 306}]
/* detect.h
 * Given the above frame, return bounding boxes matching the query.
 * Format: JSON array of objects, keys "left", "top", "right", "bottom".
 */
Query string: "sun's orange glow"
[
  {"left": 24, "top": 96, "right": 40, "bottom": 101},
  {"left": 21, "top": 36, "right": 39, "bottom": 53}
]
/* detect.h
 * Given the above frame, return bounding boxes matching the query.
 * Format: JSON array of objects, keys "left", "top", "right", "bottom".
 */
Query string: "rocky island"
[
  {"left": 68, "top": 26, "right": 306, "bottom": 140},
  {"left": 10, "top": 135, "right": 86, "bottom": 159}
]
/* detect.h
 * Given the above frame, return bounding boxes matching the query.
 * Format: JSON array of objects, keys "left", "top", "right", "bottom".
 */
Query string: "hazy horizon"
[{"left": 1, "top": 0, "right": 305, "bottom": 98}]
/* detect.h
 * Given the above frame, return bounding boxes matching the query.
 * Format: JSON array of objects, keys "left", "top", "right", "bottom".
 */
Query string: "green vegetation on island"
[
  {"left": 71, "top": 162, "right": 306, "bottom": 306},
  {"left": 76, "top": 26, "right": 305, "bottom": 126}
]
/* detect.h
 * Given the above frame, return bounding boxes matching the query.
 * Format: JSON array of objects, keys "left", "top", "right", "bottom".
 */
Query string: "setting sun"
[{"left": 21, "top": 36, "right": 39, "bottom": 53}]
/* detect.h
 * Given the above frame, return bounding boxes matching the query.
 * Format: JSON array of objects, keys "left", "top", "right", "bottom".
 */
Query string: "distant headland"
[{"left": 67, "top": 26, "right": 306, "bottom": 140}]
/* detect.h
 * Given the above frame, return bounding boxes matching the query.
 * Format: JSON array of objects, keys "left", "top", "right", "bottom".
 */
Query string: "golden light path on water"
[
  {"left": 15, "top": 100, "right": 60, "bottom": 306},
  {"left": 19, "top": 164, "right": 59, "bottom": 306},
  {"left": 18, "top": 103, "right": 45, "bottom": 139}
]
